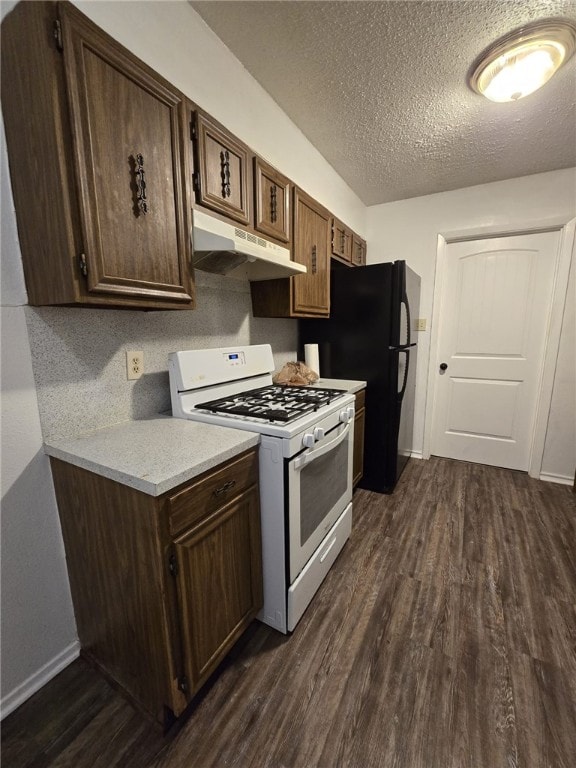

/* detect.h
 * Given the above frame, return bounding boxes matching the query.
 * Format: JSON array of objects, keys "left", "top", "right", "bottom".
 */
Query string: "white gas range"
[{"left": 169, "top": 344, "right": 355, "bottom": 633}]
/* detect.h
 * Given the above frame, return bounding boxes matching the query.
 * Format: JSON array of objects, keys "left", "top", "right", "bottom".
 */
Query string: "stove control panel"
[{"left": 222, "top": 351, "right": 246, "bottom": 367}]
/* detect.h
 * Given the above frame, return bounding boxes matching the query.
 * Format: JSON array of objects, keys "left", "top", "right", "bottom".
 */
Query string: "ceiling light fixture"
[{"left": 469, "top": 18, "right": 576, "bottom": 102}]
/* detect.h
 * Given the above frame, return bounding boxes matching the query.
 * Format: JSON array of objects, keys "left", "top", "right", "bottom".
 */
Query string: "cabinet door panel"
[
  {"left": 351, "top": 234, "right": 367, "bottom": 266},
  {"left": 194, "top": 113, "right": 250, "bottom": 225},
  {"left": 254, "top": 158, "right": 290, "bottom": 243},
  {"left": 61, "top": 5, "right": 193, "bottom": 304},
  {"left": 292, "top": 189, "right": 330, "bottom": 315},
  {"left": 174, "top": 487, "right": 262, "bottom": 689},
  {"left": 331, "top": 218, "right": 352, "bottom": 263}
]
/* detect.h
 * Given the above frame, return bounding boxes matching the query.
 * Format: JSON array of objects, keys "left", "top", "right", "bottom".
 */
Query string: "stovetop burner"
[{"left": 196, "top": 385, "right": 346, "bottom": 424}]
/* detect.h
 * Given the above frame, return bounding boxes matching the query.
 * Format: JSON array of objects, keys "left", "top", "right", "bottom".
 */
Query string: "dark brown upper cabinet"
[
  {"left": 331, "top": 218, "right": 353, "bottom": 264},
  {"left": 1, "top": 1, "right": 195, "bottom": 309},
  {"left": 254, "top": 157, "right": 291, "bottom": 244},
  {"left": 251, "top": 187, "right": 330, "bottom": 318},
  {"left": 292, "top": 188, "right": 331, "bottom": 315},
  {"left": 192, "top": 112, "right": 250, "bottom": 226},
  {"left": 351, "top": 233, "right": 367, "bottom": 266}
]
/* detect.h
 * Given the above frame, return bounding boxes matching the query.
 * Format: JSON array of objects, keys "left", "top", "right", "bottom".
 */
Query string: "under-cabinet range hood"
[{"left": 192, "top": 210, "right": 306, "bottom": 281}]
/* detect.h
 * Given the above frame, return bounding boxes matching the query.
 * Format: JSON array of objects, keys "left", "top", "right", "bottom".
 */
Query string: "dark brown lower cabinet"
[
  {"left": 173, "top": 489, "right": 262, "bottom": 693},
  {"left": 353, "top": 389, "right": 366, "bottom": 487},
  {"left": 50, "top": 448, "right": 262, "bottom": 728}
]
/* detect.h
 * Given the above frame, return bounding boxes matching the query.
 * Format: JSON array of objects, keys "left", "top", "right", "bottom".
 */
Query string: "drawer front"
[
  {"left": 169, "top": 449, "right": 258, "bottom": 536},
  {"left": 355, "top": 389, "right": 366, "bottom": 411},
  {"left": 287, "top": 502, "right": 352, "bottom": 632}
]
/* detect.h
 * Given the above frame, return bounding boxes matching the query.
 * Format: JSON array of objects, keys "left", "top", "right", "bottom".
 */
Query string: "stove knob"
[
  {"left": 302, "top": 433, "right": 316, "bottom": 448},
  {"left": 339, "top": 408, "right": 352, "bottom": 424},
  {"left": 313, "top": 427, "right": 325, "bottom": 441},
  {"left": 347, "top": 405, "right": 355, "bottom": 421}
]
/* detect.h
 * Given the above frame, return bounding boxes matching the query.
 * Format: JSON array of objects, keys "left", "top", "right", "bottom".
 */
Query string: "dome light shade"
[{"left": 469, "top": 19, "right": 576, "bottom": 102}]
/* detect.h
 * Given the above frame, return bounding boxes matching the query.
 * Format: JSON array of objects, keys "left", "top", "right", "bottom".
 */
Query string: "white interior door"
[{"left": 431, "top": 231, "right": 560, "bottom": 470}]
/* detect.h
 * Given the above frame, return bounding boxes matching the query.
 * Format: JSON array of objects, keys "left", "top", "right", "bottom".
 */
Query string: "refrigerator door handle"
[
  {"left": 397, "top": 349, "right": 410, "bottom": 400},
  {"left": 400, "top": 291, "right": 411, "bottom": 346}
]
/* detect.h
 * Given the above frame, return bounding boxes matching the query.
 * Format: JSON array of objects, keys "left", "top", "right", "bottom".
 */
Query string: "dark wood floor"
[{"left": 3, "top": 458, "right": 575, "bottom": 768}]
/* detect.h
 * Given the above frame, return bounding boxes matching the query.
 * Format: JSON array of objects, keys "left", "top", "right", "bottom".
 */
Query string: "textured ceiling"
[{"left": 191, "top": 0, "right": 576, "bottom": 205}]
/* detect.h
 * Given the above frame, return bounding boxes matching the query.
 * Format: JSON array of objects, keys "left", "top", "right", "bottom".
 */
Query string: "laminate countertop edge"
[
  {"left": 311, "top": 378, "right": 366, "bottom": 394},
  {"left": 43, "top": 416, "right": 260, "bottom": 497}
]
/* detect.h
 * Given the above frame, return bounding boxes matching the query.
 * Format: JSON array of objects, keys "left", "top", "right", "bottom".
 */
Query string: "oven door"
[{"left": 287, "top": 420, "right": 353, "bottom": 583}]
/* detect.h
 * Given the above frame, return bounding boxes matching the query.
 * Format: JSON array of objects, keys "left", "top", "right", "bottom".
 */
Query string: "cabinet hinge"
[
  {"left": 53, "top": 20, "right": 63, "bottom": 52},
  {"left": 192, "top": 171, "right": 200, "bottom": 192},
  {"left": 177, "top": 674, "right": 188, "bottom": 694},
  {"left": 168, "top": 553, "right": 178, "bottom": 577},
  {"left": 78, "top": 253, "right": 88, "bottom": 277}
]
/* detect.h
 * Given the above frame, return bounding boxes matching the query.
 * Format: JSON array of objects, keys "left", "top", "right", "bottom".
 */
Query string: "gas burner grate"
[{"left": 196, "top": 385, "right": 346, "bottom": 423}]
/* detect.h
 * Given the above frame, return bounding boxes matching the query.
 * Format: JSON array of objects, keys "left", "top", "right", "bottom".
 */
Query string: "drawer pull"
[{"left": 213, "top": 479, "right": 236, "bottom": 497}]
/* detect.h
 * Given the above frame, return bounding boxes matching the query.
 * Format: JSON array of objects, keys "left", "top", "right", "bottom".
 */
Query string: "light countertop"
[
  {"left": 43, "top": 379, "right": 365, "bottom": 496},
  {"left": 312, "top": 378, "right": 366, "bottom": 394},
  {"left": 44, "top": 416, "right": 259, "bottom": 497}
]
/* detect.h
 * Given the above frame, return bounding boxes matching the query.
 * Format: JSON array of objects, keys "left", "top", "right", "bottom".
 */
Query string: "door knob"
[{"left": 439, "top": 363, "right": 448, "bottom": 371}]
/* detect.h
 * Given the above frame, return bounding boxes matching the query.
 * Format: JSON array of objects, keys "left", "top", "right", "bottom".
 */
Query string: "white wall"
[
  {"left": 366, "top": 168, "right": 576, "bottom": 480},
  {"left": 1, "top": 111, "right": 79, "bottom": 717},
  {"left": 0, "top": 0, "right": 365, "bottom": 715}
]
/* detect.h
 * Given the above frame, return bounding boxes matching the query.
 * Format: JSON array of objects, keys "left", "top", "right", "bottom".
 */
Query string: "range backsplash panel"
[{"left": 25, "top": 272, "right": 297, "bottom": 440}]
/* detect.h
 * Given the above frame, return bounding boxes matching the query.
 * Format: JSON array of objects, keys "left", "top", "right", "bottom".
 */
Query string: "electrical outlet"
[
  {"left": 126, "top": 350, "right": 144, "bottom": 380},
  {"left": 415, "top": 318, "right": 427, "bottom": 332}
]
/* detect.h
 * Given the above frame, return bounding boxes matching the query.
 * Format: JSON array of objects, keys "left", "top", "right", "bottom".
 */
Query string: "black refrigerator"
[{"left": 299, "top": 260, "right": 420, "bottom": 493}]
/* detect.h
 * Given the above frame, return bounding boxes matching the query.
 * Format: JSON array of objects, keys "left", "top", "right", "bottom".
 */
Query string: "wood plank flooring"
[{"left": 3, "top": 458, "right": 575, "bottom": 767}]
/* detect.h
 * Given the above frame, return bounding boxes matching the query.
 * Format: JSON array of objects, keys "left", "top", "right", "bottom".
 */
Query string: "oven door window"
[
  {"left": 300, "top": 439, "right": 348, "bottom": 544},
  {"left": 287, "top": 422, "right": 353, "bottom": 582}
]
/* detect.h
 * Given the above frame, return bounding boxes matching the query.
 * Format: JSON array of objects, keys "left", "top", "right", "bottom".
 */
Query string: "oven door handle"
[{"left": 293, "top": 422, "right": 351, "bottom": 470}]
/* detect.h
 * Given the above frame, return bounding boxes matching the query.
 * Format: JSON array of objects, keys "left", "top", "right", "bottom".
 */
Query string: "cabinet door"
[
  {"left": 173, "top": 486, "right": 263, "bottom": 691},
  {"left": 331, "top": 218, "right": 352, "bottom": 263},
  {"left": 193, "top": 112, "right": 250, "bottom": 225},
  {"left": 60, "top": 4, "right": 194, "bottom": 305},
  {"left": 351, "top": 234, "right": 367, "bottom": 266},
  {"left": 254, "top": 157, "right": 290, "bottom": 243},
  {"left": 292, "top": 189, "right": 331, "bottom": 315}
]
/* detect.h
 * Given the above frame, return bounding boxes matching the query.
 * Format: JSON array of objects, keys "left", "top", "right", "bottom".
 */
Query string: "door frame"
[{"left": 423, "top": 217, "right": 575, "bottom": 478}]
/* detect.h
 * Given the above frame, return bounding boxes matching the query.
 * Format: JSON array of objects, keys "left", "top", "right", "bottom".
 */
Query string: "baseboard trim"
[
  {"left": 539, "top": 472, "right": 574, "bottom": 486},
  {"left": 0, "top": 640, "right": 80, "bottom": 720},
  {"left": 410, "top": 450, "right": 424, "bottom": 459}
]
